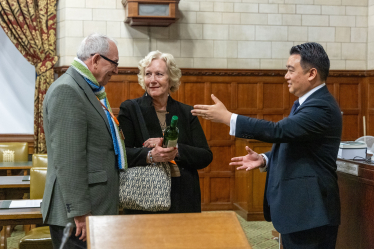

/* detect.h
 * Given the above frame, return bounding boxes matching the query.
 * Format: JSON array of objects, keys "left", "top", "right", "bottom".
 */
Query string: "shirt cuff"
[
  {"left": 229, "top": 113, "right": 238, "bottom": 136},
  {"left": 259, "top": 153, "right": 269, "bottom": 172}
]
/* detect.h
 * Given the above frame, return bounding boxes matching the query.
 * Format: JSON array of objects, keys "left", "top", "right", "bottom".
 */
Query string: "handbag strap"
[{"left": 130, "top": 99, "right": 150, "bottom": 141}]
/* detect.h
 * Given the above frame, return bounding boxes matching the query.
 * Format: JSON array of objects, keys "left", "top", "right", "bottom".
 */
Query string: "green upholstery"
[
  {"left": 32, "top": 154, "right": 48, "bottom": 168},
  {"left": 0, "top": 142, "right": 28, "bottom": 162},
  {"left": 19, "top": 154, "right": 52, "bottom": 249},
  {"left": 18, "top": 227, "right": 53, "bottom": 249}
]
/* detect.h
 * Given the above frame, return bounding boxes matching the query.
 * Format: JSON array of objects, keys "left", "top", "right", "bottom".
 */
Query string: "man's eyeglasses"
[{"left": 91, "top": 54, "right": 119, "bottom": 67}]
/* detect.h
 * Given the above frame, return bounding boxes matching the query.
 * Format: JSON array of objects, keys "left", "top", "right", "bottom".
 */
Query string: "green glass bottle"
[{"left": 163, "top": 115, "right": 179, "bottom": 148}]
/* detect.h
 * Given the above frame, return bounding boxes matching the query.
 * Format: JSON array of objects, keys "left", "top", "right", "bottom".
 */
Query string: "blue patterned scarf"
[{"left": 71, "top": 58, "right": 127, "bottom": 170}]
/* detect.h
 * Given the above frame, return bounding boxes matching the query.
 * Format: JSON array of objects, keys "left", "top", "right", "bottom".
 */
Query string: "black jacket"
[{"left": 118, "top": 93, "right": 213, "bottom": 213}]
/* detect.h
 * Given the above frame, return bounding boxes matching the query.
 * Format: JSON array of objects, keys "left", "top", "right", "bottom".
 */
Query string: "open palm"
[{"left": 230, "top": 146, "right": 263, "bottom": 171}]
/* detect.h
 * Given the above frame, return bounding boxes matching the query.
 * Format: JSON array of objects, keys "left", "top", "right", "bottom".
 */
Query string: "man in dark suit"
[
  {"left": 192, "top": 42, "right": 342, "bottom": 248},
  {"left": 42, "top": 33, "right": 125, "bottom": 248}
]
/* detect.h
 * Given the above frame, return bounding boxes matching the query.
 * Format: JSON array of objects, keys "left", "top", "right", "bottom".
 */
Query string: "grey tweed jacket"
[{"left": 41, "top": 67, "right": 119, "bottom": 227}]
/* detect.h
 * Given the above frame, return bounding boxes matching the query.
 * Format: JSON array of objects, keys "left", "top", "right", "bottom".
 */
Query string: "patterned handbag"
[
  {"left": 118, "top": 99, "right": 172, "bottom": 211},
  {"left": 119, "top": 162, "right": 171, "bottom": 211}
]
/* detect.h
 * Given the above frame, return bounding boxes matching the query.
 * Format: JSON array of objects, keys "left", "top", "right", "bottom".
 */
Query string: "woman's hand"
[
  {"left": 143, "top": 138, "right": 163, "bottom": 148},
  {"left": 151, "top": 138, "right": 178, "bottom": 163}
]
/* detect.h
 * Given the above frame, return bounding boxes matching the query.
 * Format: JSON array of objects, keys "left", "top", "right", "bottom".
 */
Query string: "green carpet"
[
  {"left": 7, "top": 213, "right": 279, "bottom": 249},
  {"left": 236, "top": 215, "right": 279, "bottom": 249},
  {"left": 6, "top": 226, "right": 24, "bottom": 249}
]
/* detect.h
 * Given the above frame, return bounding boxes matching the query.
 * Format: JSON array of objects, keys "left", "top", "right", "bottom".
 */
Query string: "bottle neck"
[{"left": 170, "top": 120, "right": 177, "bottom": 128}]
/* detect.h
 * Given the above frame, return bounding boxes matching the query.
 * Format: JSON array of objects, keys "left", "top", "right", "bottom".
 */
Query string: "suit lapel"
[
  {"left": 139, "top": 94, "right": 163, "bottom": 138},
  {"left": 294, "top": 85, "right": 328, "bottom": 116},
  {"left": 166, "top": 96, "right": 178, "bottom": 126},
  {"left": 66, "top": 67, "right": 111, "bottom": 134}
]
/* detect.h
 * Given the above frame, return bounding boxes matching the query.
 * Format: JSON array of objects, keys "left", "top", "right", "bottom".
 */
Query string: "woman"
[{"left": 118, "top": 50, "right": 213, "bottom": 214}]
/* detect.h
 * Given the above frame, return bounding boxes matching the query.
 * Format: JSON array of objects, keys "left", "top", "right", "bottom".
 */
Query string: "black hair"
[{"left": 289, "top": 42, "right": 330, "bottom": 82}]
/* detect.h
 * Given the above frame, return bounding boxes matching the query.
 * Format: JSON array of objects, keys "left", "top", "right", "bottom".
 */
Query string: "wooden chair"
[
  {"left": 0, "top": 143, "right": 29, "bottom": 238},
  {"left": 22, "top": 154, "right": 48, "bottom": 231},
  {"left": 0, "top": 142, "right": 28, "bottom": 162},
  {"left": 19, "top": 155, "right": 52, "bottom": 249},
  {"left": 0, "top": 142, "right": 29, "bottom": 177},
  {"left": 31, "top": 154, "right": 48, "bottom": 168}
]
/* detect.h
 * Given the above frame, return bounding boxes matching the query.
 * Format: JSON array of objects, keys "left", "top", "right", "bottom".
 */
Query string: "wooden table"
[
  {"left": 0, "top": 176, "right": 30, "bottom": 189},
  {"left": 0, "top": 176, "right": 30, "bottom": 200},
  {"left": 0, "top": 203, "right": 42, "bottom": 249},
  {"left": 336, "top": 159, "right": 374, "bottom": 249},
  {"left": 87, "top": 211, "right": 252, "bottom": 249},
  {"left": 0, "top": 162, "right": 32, "bottom": 176}
]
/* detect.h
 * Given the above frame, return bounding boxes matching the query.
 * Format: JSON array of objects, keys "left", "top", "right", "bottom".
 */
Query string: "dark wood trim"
[
  {"left": 233, "top": 203, "right": 265, "bottom": 221},
  {"left": 0, "top": 134, "right": 34, "bottom": 143},
  {"left": 54, "top": 66, "right": 370, "bottom": 77}
]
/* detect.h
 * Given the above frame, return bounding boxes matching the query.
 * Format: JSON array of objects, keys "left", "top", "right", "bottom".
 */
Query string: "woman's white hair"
[
  {"left": 138, "top": 50, "right": 182, "bottom": 93},
  {"left": 77, "top": 33, "right": 117, "bottom": 61}
]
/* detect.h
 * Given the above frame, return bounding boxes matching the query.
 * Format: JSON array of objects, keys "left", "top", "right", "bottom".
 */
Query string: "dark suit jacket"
[
  {"left": 118, "top": 93, "right": 213, "bottom": 213},
  {"left": 42, "top": 67, "right": 119, "bottom": 226},
  {"left": 236, "top": 86, "right": 342, "bottom": 234}
]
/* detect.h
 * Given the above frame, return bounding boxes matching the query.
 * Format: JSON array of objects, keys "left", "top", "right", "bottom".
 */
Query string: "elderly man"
[
  {"left": 192, "top": 42, "right": 342, "bottom": 249},
  {"left": 42, "top": 33, "right": 126, "bottom": 249}
]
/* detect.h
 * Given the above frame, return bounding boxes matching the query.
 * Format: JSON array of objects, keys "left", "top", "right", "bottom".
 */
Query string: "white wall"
[
  {"left": 2, "top": 0, "right": 373, "bottom": 134},
  {"left": 56, "top": 0, "right": 370, "bottom": 70},
  {"left": 368, "top": 0, "right": 374, "bottom": 68},
  {"left": 0, "top": 27, "right": 35, "bottom": 134}
]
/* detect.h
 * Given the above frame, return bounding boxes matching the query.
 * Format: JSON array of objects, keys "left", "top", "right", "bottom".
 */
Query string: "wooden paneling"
[
  {"left": 367, "top": 76, "right": 374, "bottom": 137},
  {"left": 233, "top": 139, "right": 272, "bottom": 221},
  {"left": 327, "top": 76, "right": 364, "bottom": 141},
  {"left": 336, "top": 159, "right": 374, "bottom": 249},
  {"left": 3, "top": 67, "right": 371, "bottom": 212}
]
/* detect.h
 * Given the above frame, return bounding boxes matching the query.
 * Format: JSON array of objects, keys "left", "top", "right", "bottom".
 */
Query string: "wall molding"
[
  {"left": 0, "top": 134, "right": 34, "bottom": 142},
  {"left": 54, "top": 66, "right": 370, "bottom": 77}
]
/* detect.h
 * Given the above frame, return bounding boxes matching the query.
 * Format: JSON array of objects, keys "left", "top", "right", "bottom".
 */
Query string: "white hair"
[
  {"left": 138, "top": 50, "right": 182, "bottom": 92},
  {"left": 76, "top": 33, "right": 117, "bottom": 61}
]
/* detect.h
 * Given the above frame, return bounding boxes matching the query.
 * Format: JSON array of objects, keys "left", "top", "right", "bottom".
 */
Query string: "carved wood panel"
[
  {"left": 3, "top": 67, "right": 367, "bottom": 212},
  {"left": 367, "top": 77, "right": 374, "bottom": 138}
]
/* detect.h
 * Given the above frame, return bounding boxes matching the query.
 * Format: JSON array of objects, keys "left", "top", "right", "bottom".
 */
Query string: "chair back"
[
  {"left": 30, "top": 154, "right": 48, "bottom": 199},
  {"left": 32, "top": 154, "right": 48, "bottom": 168},
  {"left": 30, "top": 167, "right": 48, "bottom": 199},
  {"left": 0, "top": 142, "right": 28, "bottom": 162}
]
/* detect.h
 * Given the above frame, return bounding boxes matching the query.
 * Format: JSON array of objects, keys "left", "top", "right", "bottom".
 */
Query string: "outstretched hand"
[
  {"left": 191, "top": 94, "right": 232, "bottom": 126},
  {"left": 230, "top": 146, "right": 264, "bottom": 171}
]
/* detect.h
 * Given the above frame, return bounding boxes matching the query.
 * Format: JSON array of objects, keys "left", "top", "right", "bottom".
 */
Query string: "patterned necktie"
[{"left": 289, "top": 100, "right": 300, "bottom": 117}]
